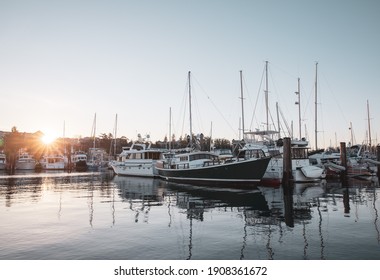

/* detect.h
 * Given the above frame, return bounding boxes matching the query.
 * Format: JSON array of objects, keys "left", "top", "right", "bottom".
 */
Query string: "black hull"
[
  {"left": 75, "top": 160, "right": 88, "bottom": 172},
  {"left": 156, "top": 157, "right": 271, "bottom": 184}
]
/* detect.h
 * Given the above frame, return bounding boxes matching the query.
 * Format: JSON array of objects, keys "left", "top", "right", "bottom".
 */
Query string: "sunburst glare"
[{"left": 41, "top": 133, "right": 57, "bottom": 145}]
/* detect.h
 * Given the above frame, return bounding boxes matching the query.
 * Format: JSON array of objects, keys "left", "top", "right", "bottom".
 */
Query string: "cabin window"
[
  {"left": 292, "top": 148, "right": 307, "bottom": 159},
  {"left": 132, "top": 154, "right": 142, "bottom": 160},
  {"left": 244, "top": 149, "right": 265, "bottom": 159},
  {"left": 146, "top": 152, "right": 161, "bottom": 160}
]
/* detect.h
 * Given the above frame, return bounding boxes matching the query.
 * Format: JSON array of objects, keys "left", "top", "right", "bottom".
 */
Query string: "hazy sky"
[{"left": 1, "top": 0, "right": 379, "bottom": 149}]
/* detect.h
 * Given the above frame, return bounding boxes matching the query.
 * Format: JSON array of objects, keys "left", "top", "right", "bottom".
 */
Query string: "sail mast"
[
  {"left": 92, "top": 113, "right": 96, "bottom": 149},
  {"left": 63, "top": 120, "right": 66, "bottom": 155},
  {"left": 314, "top": 62, "right": 318, "bottom": 150},
  {"left": 265, "top": 61, "right": 269, "bottom": 132},
  {"left": 367, "top": 100, "right": 372, "bottom": 147},
  {"left": 169, "top": 107, "right": 172, "bottom": 150},
  {"left": 239, "top": 70, "right": 245, "bottom": 137},
  {"left": 350, "top": 121, "right": 354, "bottom": 146},
  {"left": 276, "top": 102, "right": 280, "bottom": 138},
  {"left": 188, "top": 71, "right": 193, "bottom": 148},
  {"left": 114, "top": 114, "right": 117, "bottom": 157},
  {"left": 295, "top": 77, "right": 301, "bottom": 140}
]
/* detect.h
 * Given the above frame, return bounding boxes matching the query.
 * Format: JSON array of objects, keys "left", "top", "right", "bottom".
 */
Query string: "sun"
[{"left": 41, "top": 133, "right": 57, "bottom": 145}]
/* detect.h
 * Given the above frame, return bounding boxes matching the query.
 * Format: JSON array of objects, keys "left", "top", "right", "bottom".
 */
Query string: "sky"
[{"left": 1, "top": 0, "right": 379, "bottom": 149}]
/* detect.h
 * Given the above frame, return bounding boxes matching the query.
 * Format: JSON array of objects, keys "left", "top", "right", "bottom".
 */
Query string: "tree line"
[{"left": 0, "top": 127, "right": 233, "bottom": 162}]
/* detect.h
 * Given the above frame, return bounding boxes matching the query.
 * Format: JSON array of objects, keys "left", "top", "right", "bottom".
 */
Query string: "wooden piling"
[
  {"left": 340, "top": 142, "right": 348, "bottom": 185},
  {"left": 282, "top": 137, "right": 293, "bottom": 189},
  {"left": 283, "top": 188, "right": 294, "bottom": 227},
  {"left": 343, "top": 188, "right": 350, "bottom": 214}
]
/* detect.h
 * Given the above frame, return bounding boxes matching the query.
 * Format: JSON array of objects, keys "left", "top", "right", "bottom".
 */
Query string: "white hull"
[
  {"left": 261, "top": 158, "right": 325, "bottom": 183},
  {"left": 111, "top": 160, "right": 157, "bottom": 177},
  {"left": 41, "top": 162, "right": 65, "bottom": 170},
  {"left": 16, "top": 161, "right": 35, "bottom": 170},
  {"left": 40, "top": 156, "right": 66, "bottom": 170}
]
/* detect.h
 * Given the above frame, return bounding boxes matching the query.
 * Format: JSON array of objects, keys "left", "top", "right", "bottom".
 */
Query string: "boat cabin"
[{"left": 167, "top": 152, "right": 220, "bottom": 169}]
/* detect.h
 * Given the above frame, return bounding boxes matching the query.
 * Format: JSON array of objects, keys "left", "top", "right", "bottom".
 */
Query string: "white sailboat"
[
  {"left": 241, "top": 62, "right": 325, "bottom": 184},
  {"left": 87, "top": 113, "right": 108, "bottom": 171}
]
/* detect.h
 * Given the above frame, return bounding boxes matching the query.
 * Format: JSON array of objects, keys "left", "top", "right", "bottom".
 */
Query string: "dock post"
[
  {"left": 340, "top": 142, "right": 348, "bottom": 185},
  {"left": 282, "top": 137, "right": 293, "bottom": 190},
  {"left": 343, "top": 187, "right": 350, "bottom": 214},
  {"left": 283, "top": 187, "right": 294, "bottom": 227}
]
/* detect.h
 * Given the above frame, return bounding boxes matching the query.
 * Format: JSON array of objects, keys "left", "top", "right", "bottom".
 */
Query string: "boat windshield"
[{"left": 189, "top": 153, "right": 218, "bottom": 161}]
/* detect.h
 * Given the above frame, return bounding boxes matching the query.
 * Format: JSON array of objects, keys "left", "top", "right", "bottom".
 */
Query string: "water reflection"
[
  {"left": 1, "top": 172, "right": 380, "bottom": 259},
  {"left": 113, "top": 176, "right": 164, "bottom": 223}
]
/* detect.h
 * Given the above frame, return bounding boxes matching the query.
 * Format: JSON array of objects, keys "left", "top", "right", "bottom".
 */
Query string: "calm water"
[{"left": 1, "top": 170, "right": 380, "bottom": 260}]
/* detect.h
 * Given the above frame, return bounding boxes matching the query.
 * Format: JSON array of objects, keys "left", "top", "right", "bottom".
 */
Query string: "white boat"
[
  {"left": 111, "top": 142, "right": 164, "bottom": 177},
  {"left": 241, "top": 135, "right": 325, "bottom": 185},
  {"left": 71, "top": 151, "right": 88, "bottom": 171},
  {"left": 309, "top": 144, "right": 377, "bottom": 179},
  {"left": 0, "top": 152, "right": 6, "bottom": 170},
  {"left": 86, "top": 113, "right": 109, "bottom": 171},
  {"left": 39, "top": 155, "right": 66, "bottom": 170},
  {"left": 238, "top": 63, "right": 324, "bottom": 185},
  {"left": 16, "top": 151, "right": 36, "bottom": 170}
]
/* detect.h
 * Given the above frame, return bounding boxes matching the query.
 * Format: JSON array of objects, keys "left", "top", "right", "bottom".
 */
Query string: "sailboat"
[
  {"left": 87, "top": 113, "right": 108, "bottom": 171},
  {"left": 155, "top": 71, "right": 271, "bottom": 185},
  {"left": 241, "top": 62, "right": 325, "bottom": 184}
]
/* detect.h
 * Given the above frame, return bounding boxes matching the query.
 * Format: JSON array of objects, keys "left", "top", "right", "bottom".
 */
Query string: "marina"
[{"left": 1, "top": 169, "right": 380, "bottom": 260}]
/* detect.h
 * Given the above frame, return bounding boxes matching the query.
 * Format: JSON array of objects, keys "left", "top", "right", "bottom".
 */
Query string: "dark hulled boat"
[{"left": 155, "top": 150, "right": 271, "bottom": 185}]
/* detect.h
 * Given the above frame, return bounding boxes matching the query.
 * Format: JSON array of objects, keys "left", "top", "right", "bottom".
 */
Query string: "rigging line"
[
  {"left": 268, "top": 65, "right": 293, "bottom": 121},
  {"left": 301, "top": 82, "right": 314, "bottom": 124},
  {"left": 191, "top": 73, "right": 238, "bottom": 137},
  {"left": 248, "top": 66, "right": 265, "bottom": 131},
  {"left": 176, "top": 77, "right": 189, "bottom": 139},
  {"left": 268, "top": 65, "right": 279, "bottom": 107},
  {"left": 320, "top": 71, "right": 349, "bottom": 125},
  {"left": 270, "top": 62, "right": 301, "bottom": 115},
  {"left": 270, "top": 61, "right": 298, "bottom": 80},
  {"left": 299, "top": 82, "right": 309, "bottom": 126},
  {"left": 241, "top": 73, "right": 254, "bottom": 116},
  {"left": 278, "top": 105, "right": 292, "bottom": 136},
  {"left": 319, "top": 100, "right": 327, "bottom": 148},
  {"left": 268, "top": 107, "right": 277, "bottom": 132},
  {"left": 191, "top": 86, "right": 205, "bottom": 135}
]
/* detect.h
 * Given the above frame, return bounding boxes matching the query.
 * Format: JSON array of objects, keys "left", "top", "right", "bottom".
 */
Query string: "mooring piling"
[
  {"left": 340, "top": 142, "right": 348, "bottom": 185},
  {"left": 282, "top": 137, "right": 294, "bottom": 189}
]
